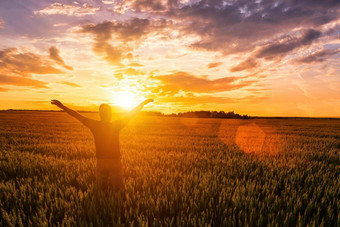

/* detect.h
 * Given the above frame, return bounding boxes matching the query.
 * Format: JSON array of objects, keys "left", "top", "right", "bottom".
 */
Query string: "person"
[{"left": 51, "top": 99, "right": 153, "bottom": 190}]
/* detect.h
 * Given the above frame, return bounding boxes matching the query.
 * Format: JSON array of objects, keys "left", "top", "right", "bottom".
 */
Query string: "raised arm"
[
  {"left": 121, "top": 99, "right": 153, "bottom": 127},
  {"left": 51, "top": 100, "right": 89, "bottom": 125},
  {"left": 129, "top": 99, "right": 154, "bottom": 117}
]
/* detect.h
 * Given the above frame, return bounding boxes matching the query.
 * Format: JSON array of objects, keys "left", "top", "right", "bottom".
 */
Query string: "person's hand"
[
  {"left": 143, "top": 99, "right": 154, "bottom": 105},
  {"left": 51, "top": 100, "right": 64, "bottom": 109}
]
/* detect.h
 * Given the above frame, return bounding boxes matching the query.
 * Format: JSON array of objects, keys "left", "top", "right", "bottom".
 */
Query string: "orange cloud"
[
  {"left": 207, "top": 62, "right": 223, "bottom": 69},
  {"left": 0, "top": 47, "right": 69, "bottom": 91},
  {"left": 160, "top": 95, "right": 235, "bottom": 104},
  {"left": 129, "top": 62, "right": 143, "bottom": 67},
  {"left": 157, "top": 92, "right": 266, "bottom": 107},
  {"left": 57, "top": 81, "right": 81, "bottom": 87},
  {"left": 0, "top": 87, "right": 9, "bottom": 92},
  {"left": 0, "top": 48, "right": 64, "bottom": 76},
  {"left": 156, "top": 72, "right": 255, "bottom": 93},
  {"left": 230, "top": 58, "right": 258, "bottom": 72},
  {"left": 0, "top": 74, "right": 48, "bottom": 88}
]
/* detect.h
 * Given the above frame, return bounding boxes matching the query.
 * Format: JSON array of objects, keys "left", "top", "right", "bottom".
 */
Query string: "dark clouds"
[
  {"left": 228, "top": 28, "right": 327, "bottom": 72},
  {"left": 81, "top": 18, "right": 153, "bottom": 41},
  {"left": 166, "top": 0, "right": 339, "bottom": 55},
  {"left": 3, "top": 0, "right": 340, "bottom": 58},
  {"left": 130, "top": 0, "right": 168, "bottom": 12},
  {"left": 296, "top": 49, "right": 340, "bottom": 64},
  {"left": 256, "top": 29, "right": 323, "bottom": 60},
  {"left": 78, "top": 0, "right": 340, "bottom": 70},
  {"left": 80, "top": 18, "right": 169, "bottom": 65},
  {"left": 156, "top": 72, "right": 254, "bottom": 93}
]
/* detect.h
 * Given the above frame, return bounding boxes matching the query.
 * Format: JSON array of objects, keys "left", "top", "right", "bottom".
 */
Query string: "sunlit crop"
[{"left": 0, "top": 112, "right": 339, "bottom": 226}]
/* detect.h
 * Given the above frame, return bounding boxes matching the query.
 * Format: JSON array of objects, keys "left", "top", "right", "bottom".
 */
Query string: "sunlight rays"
[{"left": 112, "top": 90, "right": 140, "bottom": 110}]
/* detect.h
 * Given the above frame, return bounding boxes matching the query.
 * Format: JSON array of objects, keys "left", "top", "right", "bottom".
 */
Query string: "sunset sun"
[{"left": 113, "top": 91, "right": 139, "bottom": 110}]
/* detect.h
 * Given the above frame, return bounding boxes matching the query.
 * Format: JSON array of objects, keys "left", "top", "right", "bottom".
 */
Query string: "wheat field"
[{"left": 0, "top": 111, "right": 339, "bottom": 226}]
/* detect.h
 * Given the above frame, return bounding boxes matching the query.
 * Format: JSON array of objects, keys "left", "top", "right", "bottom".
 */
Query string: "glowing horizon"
[{"left": 1, "top": 0, "right": 340, "bottom": 117}]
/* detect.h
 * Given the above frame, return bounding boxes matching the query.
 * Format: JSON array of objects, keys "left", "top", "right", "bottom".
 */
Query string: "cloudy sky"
[{"left": 0, "top": 0, "right": 340, "bottom": 116}]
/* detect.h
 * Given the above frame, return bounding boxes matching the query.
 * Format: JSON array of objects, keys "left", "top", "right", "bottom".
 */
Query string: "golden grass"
[{"left": 0, "top": 111, "right": 339, "bottom": 226}]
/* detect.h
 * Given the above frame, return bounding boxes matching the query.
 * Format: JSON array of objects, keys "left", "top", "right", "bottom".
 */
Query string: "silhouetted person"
[{"left": 51, "top": 99, "right": 153, "bottom": 190}]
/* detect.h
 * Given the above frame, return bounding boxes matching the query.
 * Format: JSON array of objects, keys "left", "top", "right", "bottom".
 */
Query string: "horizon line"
[{"left": 1, "top": 109, "right": 340, "bottom": 119}]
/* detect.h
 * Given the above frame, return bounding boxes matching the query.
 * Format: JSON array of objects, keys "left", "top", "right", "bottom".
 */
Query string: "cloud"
[
  {"left": 256, "top": 29, "right": 323, "bottom": 60},
  {"left": 124, "top": 67, "right": 143, "bottom": 75},
  {"left": 230, "top": 58, "right": 258, "bottom": 72},
  {"left": 207, "top": 62, "right": 223, "bottom": 69},
  {"left": 0, "top": 0, "right": 84, "bottom": 39},
  {"left": 0, "top": 47, "right": 70, "bottom": 90},
  {"left": 48, "top": 46, "right": 73, "bottom": 70},
  {"left": 111, "top": 67, "right": 144, "bottom": 80},
  {"left": 34, "top": 2, "right": 99, "bottom": 16},
  {"left": 129, "top": 62, "right": 144, "bottom": 67},
  {"left": 0, "top": 74, "right": 48, "bottom": 88},
  {"left": 161, "top": 95, "right": 235, "bottom": 104},
  {"left": 0, "top": 48, "right": 64, "bottom": 76},
  {"left": 77, "top": 1, "right": 339, "bottom": 67},
  {"left": 57, "top": 81, "right": 81, "bottom": 87},
  {"left": 81, "top": 18, "right": 156, "bottom": 41},
  {"left": 48, "top": 46, "right": 65, "bottom": 63},
  {"left": 107, "top": 0, "right": 170, "bottom": 14},
  {"left": 80, "top": 18, "right": 169, "bottom": 65},
  {"left": 101, "top": 44, "right": 124, "bottom": 66},
  {"left": 295, "top": 49, "right": 340, "bottom": 63},
  {"left": 0, "top": 87, "right": 9, "bottom": 92},
  {"left": 159, "top": 92, "right": 266, "bottom": 105},
  {"left": 156, "top": 72, "right": 254, "bottom": 93},
  {"left": 163, "top": 0, "right": 340, "bottom": 56},
  {"left": 131, "top": 0, "right": 167, "bottom": 12}
]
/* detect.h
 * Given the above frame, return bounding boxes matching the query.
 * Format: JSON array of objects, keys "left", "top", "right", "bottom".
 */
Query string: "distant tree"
[
  {"left": 168, "top": 110, "right": 250, "bottom": 119},
  {"left": 140, "top": 111, "right": 163, "bottom": 116}
]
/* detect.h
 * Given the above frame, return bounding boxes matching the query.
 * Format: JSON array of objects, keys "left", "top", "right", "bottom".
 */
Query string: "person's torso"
[{"left": 90, "top": 121, "right": 121, "bottom": 159}]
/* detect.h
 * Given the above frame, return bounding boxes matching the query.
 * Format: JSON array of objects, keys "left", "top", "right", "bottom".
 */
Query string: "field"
[{"left": 0, "top": 111, "right": 339, "bottom": 226}]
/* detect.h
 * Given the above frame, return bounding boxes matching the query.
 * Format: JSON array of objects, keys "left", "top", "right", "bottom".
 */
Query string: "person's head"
[{"left": 99, "top": 104, "right": 112, "bottom": 122}]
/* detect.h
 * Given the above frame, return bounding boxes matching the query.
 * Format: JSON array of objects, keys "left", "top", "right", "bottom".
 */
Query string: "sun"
[{"left": 113, "top": 91, "right": 139, "bottom": 110}]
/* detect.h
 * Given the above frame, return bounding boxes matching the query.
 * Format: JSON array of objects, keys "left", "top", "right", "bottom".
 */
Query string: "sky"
[{"left": 0, "top": 0, "right": 340, "bottom": 116}]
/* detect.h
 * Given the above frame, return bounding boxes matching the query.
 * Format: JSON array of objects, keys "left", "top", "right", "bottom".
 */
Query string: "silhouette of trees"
[{"left": 168, "top": 111, "right": 249, "bottom": 119}]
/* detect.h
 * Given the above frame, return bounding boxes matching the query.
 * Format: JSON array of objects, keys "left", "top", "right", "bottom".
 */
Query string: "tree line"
[{"left": 170, "top": 111, "right": 250, "bottom": 119}]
